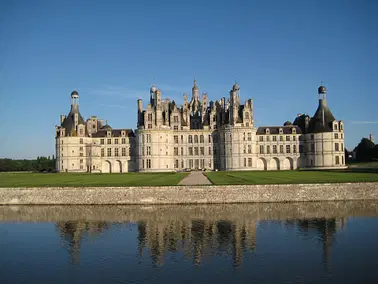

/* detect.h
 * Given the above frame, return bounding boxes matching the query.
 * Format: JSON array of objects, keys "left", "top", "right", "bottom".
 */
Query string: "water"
[{"left": 1, "top": 202, "right": 378, "bottom": 284}]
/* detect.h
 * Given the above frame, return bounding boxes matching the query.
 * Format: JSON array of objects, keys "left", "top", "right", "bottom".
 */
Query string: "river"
[{"left": 1, "top": 201, "right": 378, "bottom": 283}]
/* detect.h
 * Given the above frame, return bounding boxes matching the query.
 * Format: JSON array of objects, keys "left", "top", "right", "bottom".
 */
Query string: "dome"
[
  {"left": 71, "top": 90, "right": 79, "bottom": 98},
  {"left": 284, "top": 121, "right": 293, "bottom": 126},
  {"left": 318, "top": 85, "right": 326, "bottom": 94},
  {"left": 150, "top": 84, "right": 157, "bottom": 93}
]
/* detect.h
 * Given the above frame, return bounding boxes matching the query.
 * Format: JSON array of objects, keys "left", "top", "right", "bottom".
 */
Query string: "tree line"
[
  {"left": 0, "top": 156, "right": 56, "bottom": 172},
  {"left": 349, "top": 138, "right": 378, "bottom": 162}
]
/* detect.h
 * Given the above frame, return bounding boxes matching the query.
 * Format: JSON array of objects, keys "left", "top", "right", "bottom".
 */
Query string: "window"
[
  {"left": 209, "top": 147, "right": 212, "bottom": 155},
  {"left": 80, "top": 159, "right": 83, "bottom": 163},
  {"left": 181, "top": 160, "right": 184, "bottom": 168},
  {"left": 243, "top": 145, "right": 246, "bottom": 154},
  {"left": 248, "top": 158, "right": 252, "bottom": 167},
  {"left": 311, "top": 134, "right": 314, "bottom": 140},
  {"left": 115, "top": 148, "right": 119, "bottom": 156},
  {"left": 335, "top": 143, "right": 339, "bottom": 151},
  {"left": 194, "top": 135, "right": 198, "bottom": 143},
  {"left": 174, "top": 159, "right": 179, "bottom": 168},
  {"left": 342, "top": 156, "right": 344, "bottom": 164},
  {"left": 79, "top": 129, "right": 84, "bottom": 136},
  {"left": 248, "top": 132, "right": 251, "bottom": 141},
  {"left": 243, "top": 133, "right": 246, "bottom": 141},
  {"left": 200, "top": 147, "right": 204, "bottom": 155},
  {"left": 267, "top": 145, "right": 270, "bottom": 154},
  {"left": 174, "top": 125, "right": 179, "bottom": 131},
  {"left": 280, "top": 145, "right": 284, "bottom": 153},
  {"left": 147, "top": 146, "right": 151, "bottom": 155},
  {"left": 189, "top": 147, "right": 193, "bottom": 155},
  {"left": 80, "top": 165, "right": 83, "bottom": 169},
  {"left": 79, "top": 138, "right": 83, "bottom": 144},
  {"left": 293, "top": 136, "right": 296, "bottom": 141},
  {"left": 174, "top": 116, "right": 179, "bottom": 123},
  {"left": 208, "top": 135, "right": 212, "bottom": 143},
  {"left": 273, "top": 145, "right": 277, "bottom": 154},
  {"left": 341, "top": 143, "right": 344, "bottom": 151},
  {"left": 260, "top": 145, "right": 264, "bottom": 154},
  {"left": 181, "top": 147, "right": 184, "bottom": 155},
  {"left": 107, "top": 139, "right": 111, "bottom": 144},
  {"left": 174, "top": 135, "right": 179, "bottom": 144},
  {"left": 189, "top": 159, "right": 193, "bottom": 169},
  {"left": 147, "top": 134, "right": 151, "bottom": 143},
  {"left": 334, "top": 133, "right": 338, "bottom": 139},
  {"left": 200, "top": 135, "right": 204, "bottom": 143},
  {"left": 115, "top": 139, "right": 119, "bottom": 144},
  {"left": 293, "top": 145, "right": 297, "bottom": 153},
  {"left": 194, "top": 147, "right": 199, "bottom": 155},
  {"left": 259, "top": 136, "right": 263, "bottom": 142},
  {"left": 122, "top": 148, "right": 126, "bottom": 156},
  {"left": 148, "top": 113, "right": 152, "bottom": 121},
  {"left": 335, "top": 156, "right": 340, "bottom": 165},
  {"left": 147, "top": 159, "right": 151, "bottom": 169},
  {"left": 286, "top": 136, "right": 290, "bottom": 142},
  {"left": 340, "top": 124, "right": 343, "bottom": 130},
  {"left": 334, "top": 124, "right": 338, "bottom": 130},
  {"left": 148, "top": 124, "right": 152, "bottom": 129},
  {"left": 248, "top": 145, "right": 251, "bottom": 154},
  {"left": 80, "top": 147, "right": 83, "bottom": 151},
  {"left": 279, "top": 128, "right": 283, "bottom": 134},
  {"left": 174, "top": 147, "right": 179, "bottom": 155},
  {"left": 286, "top": 145, "right": 291, "bottom": 153},
  {"left": 188, "top": 135, "right": 193, "bottom": 143},
  {"left": 128, "top": 147, "right": 132, "bottom": 156},
  {"left": 341, "top": 133, "right": 343, "bottom": 139},
  {"left": 107, "top": 148, "right": 111, "bottom": 157},
  {"left": 244, "top": 158, "right": 247, "bottom": 167},
  {"left": 101, "top": 149, "right": 105, "bottom": 157},
  {"left": 280, "top": 136, "right": 283, "bottom": 141},
  {"left": 181, "top": 135, "right": 183, "bottom": 143},
  {"left": 79, "top": 153, "right": 83, "bottom": 157},
  {"left": 266, "top": 136, "right": 270, "bottom": 142},
  {"left": 100, "top": 139, "right": 104, "bottom": 145},
  {"left": 273, "top": 136, "right": 277, "bottom": 142},
  {"left": 122, "top": 138, "right": 126, "bottom": 144}
]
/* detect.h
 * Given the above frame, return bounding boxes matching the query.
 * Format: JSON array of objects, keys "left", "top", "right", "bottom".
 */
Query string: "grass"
[
  {"left": 0, "top": 172, "right": 188, "bottom": 188},
  {"left": 205, "top": 170, "right": 378, "bottom": 185}
]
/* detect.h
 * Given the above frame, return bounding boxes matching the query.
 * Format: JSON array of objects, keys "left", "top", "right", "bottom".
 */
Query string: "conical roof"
[
  {"left": 61, "top": 104, "right": 85, "bottom": 136},
  {"left": 308, "top": 99, "right": 335, "bottom": 133}
]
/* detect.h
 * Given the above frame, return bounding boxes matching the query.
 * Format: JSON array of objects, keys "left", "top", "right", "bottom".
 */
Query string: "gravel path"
[{"left": 178, "top": 171, "right": 212, "bottom": 185}]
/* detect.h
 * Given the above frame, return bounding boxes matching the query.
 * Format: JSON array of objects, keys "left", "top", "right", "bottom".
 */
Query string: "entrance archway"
[
  {"left": 102, "top": 160, "right": 112, "bottom": 173},
  {"left": 270, "top": 157, "right": 280, "bottom": 170},
  {"left": 257, "top": 158, "right": 267, "bottom": 170}
]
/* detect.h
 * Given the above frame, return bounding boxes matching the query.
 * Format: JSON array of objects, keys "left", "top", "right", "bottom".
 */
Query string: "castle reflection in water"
[{"left": 56, "top": 217, "right": 346, "bottom": 267}]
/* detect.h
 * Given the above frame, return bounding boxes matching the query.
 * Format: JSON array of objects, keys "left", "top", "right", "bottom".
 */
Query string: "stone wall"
[{"left": 0, "top": 182, "right": 378, "bottom": 205}]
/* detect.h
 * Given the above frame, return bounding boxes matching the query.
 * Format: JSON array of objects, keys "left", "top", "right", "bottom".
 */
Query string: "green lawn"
[
  {"left": 205, "top": 170, "right": 378, "bottom": 185},
  {"left": 0, "top": 172, "right": 188, "bottom": 187}
]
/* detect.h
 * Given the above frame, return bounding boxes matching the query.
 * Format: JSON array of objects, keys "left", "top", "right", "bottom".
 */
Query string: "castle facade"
[{"left": 55, "top": 81, "right": 345, "bottom": 173}]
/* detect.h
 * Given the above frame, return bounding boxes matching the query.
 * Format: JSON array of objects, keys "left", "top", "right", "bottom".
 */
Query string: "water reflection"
[{"left": 54, "top": 216, "right": 346, "bottom": 268}]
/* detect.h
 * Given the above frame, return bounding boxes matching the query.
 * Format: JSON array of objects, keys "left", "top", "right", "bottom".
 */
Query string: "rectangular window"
[
  {"left": 189, "top": 147, "right": 193, "bottom": 155},
  {"left": 260, "top": 145, "right": 264, "bottom": 154},
  {"left": 334, "top": 133, "right": 338, "bottom": 139},
  {"left": 181, "top": 135, "right": 183, "bottom": 143},
  {"left": 200, "top": 135, "right": 204, "bottom": 143},
  {"left": 174, "top": 147, "right": 179, "bottom": 155},
  {"left": 174, "top": 135, "right": 179, "bottom": 144},
  {"left": 147, "top": 134, "right": 151, "bottom": 143},
  {"left": 174, "top": 125, "right": 179, "bottom": 131},
  {"left": 147, "top": 159, "right": 151, "bottom": 169},
  {"left": 80, "top": 147, "right": 83, "bottom": 151},
  {"left": 189, "top": 159, "right": 193, "bottom": 168},
  {"left": 293, "top": 145, "right": 297, "bottom": 153},
  {"left": 181, "top": 147, "right": 184, "bottom": 155},
  {"left": 194, "top": 147, "right": 199, "bottom": 155},
  {"left": 148, "top": 113, "right": 152, "bottom": 121},
  {"left": 266, "top": 136, "right": 270, "bottom": 142},
  {"left": 259, "top": 136, "right": 263, "bottom": 142},
  {"left": 273, "top": 145, "right": 277, "bottom": 154},
  {"left": 148, "top": 124, "right": 152, "bottom": 129},
  {"left": 280, "top": 136, "right": 283, "bottom": 141},
  {"left": 286, "top": 145, "right": 291, "bottom": 153},
  {"left": 100, "top": 139, "right": 104, "bottom": 145},
  {"left": 79, "top": 153, "right": 83, "bottom": 157},
  {"left": 181, "top": 160, "right": 184, "bottom": 168},
  {"left": 174, "top": 159, "right": 179, "bottom": 168},
  {"left": 107, "top": 148, "right": 111, "bottom": 157},
  {"left": 280, "top": 145, "right": 284, "bottom": 153},
  {"left": 286, "top": 136, "right": 290, "bottom": 142},
  {"left": 80, "top": 159, "right": 83, "bottom": 163},
  {"left": 248, "top": 145, "right": 251, "bottom": 154},
  {"left": 80, "top": 138, "right": 83, "bottom": 144},
  {"left": 115, "top": 148, "right": 119, "bottom": 156},
  {"left": 335, "top": 143, "right": 339, "bottom": 151},
  {"left": 174, "top": 116, "right": 179, "bottom": 123},
  {"left": 194, "top": 135, "right": 198, "bottom": 143},
  {"left": 267, "top": 145, "right": 270, "bottom": 154},
  {"left": 293, "top": 136, "right": 296, "bottom": 141},
  {"left": 200, "top": 147, "right": 204, "bottom": 155},
  {"left": 341, "top": 143, "right": 343, "bottom": 151},
  {"left": 273, "top": 136, "right": 277, "bottom": 142},
  {"left": 341, "top": 133, "right": 343, "bottom": 139},
  {"left": 101, "top": 148, "right": 105, "bottom": 157},
  {"left": 248, "top": 133, "right": 252, "bottom": 141},
  {"left": 107, "top": 139, "right": 111, "bottom": 144},
  {"left": 200, "top": 159, "right": 204, "bottom": 168},
  {"left": 208, "top": 135, "right": 212, "bottom": 143},
  {"left": 188, "top": 135, "right": 193, "bottom": 143},
  {"left": 208, "top": 147, "right": 211, "bottom": 155},
  {"left": 115, "top": 139, "right": 119, "bottom": 144},
  {"left": 243, "top": 145, "right": 246, "bottom": 154},
  {"left": 122, "top": 148, "right": 126, "bottom": 156},
  {"left": 243, "top": 133, "right": 246, "bottom": 141},
  {"left": 122, "top": 138, "right": 126, "bottom": 144},
  {"left": 248, "top": 158, "right": 252, "bottom": 167},
  {"left": 335, "top": 156, "right": 340, "bottom": 165},
  {"left": 147, "top": 146, "right": 151, "bottom": 155},
  {"left": 244, "top": 158, "right": 247, "bottom": 167}
]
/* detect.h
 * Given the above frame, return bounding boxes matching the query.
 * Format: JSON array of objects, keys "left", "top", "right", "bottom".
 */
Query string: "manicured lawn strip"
[
  {"left": 205, "top": 170, "right": 378, "bottom": 185},
  {"left": 0, "top": 172, "right": 188, "bottom": 187}
]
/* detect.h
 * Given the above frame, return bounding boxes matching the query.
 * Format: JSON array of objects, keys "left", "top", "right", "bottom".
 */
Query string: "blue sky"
[{"left": 0, "top": 0, "right": 377, "bottom": 159}]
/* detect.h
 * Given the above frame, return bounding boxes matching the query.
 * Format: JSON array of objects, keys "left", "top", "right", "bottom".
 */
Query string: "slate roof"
[
  {"left": 91, "top": 129, "right": 135, "bottom": 138},
  {"left": 61, "top": 105, "right": 85, "bottom": 136},
  {"left": 256, "top": 125, "right": 302, "bottom": 135},
  {"left": 308, "top": 99, "right": 336, "bottom": 133}
]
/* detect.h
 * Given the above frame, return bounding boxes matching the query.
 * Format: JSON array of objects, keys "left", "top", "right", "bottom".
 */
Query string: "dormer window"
[
  {"left": 107, "top": 131, "right": 111, "bottom": 137},
  {"left": 265, "top": 128, "right": 270, "bottom": 134},
  {"left": 292, "top": 128, "right": 296, "bottom": 134},
  {"left": 334, "top": 123, "right": 338, "bottom": 130},
  {"left": 279, "top": 128, "right": 283, "bottom": 134},
  {"left": 121, "top": 131, "right": 125, "bottom": 136}
]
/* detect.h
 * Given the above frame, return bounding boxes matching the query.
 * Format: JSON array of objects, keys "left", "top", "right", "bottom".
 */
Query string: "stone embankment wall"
[{"left": 0, "top": 183, "right": 378, "bottom": 205}]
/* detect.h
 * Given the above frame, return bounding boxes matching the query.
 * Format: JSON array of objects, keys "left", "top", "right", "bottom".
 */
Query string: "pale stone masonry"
[{"left": 55, "top": 81, "right": 345, "bottom": 172}]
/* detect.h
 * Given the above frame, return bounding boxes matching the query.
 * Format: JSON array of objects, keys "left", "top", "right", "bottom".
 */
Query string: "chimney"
[{"left": 369, "top": 134, "right": 374, "bottom": 144}]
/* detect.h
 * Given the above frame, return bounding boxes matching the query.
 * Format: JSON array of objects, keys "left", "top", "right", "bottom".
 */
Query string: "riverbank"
[{"left": 1, "top": 182, "right": 378, "bottom": 205}]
